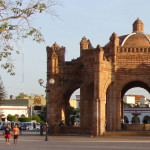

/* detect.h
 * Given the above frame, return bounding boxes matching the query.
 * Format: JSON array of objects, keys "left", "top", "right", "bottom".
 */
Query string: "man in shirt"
[{"left": 4, "top": 124, "right": 11, "bottom": 145}]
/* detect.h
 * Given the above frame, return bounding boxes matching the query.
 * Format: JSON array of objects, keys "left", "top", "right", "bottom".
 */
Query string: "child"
[
  {"left": 4, "top": 124, "right": 11, "bottom": 145},
  {"left": 13, "top": 125, "right": 19, "bottom": 144}
]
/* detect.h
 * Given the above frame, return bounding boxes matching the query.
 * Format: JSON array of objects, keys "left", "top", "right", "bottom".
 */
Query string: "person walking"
[
  {"left": 13, "top": 125, "right": 19, "bottom": 144},
  {"left": 4, "top": 124, "right": 11, "bottom": 145}
]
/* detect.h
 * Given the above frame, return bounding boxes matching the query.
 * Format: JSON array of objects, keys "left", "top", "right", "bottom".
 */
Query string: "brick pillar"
[
  {"left": 106, "top": 84, "right": 113, "bottom": 131},
  {"left": 99, "top": 98, "right": 106, "bottom": 135},
  {"left": 92, "top": 98, "right": 99, "bottom": 136},
  {"left": 112, "top": 83, "right": 117, "bottom": 131},
  {"left": 47, "top": 89, "right": 62, "bottom": 134},
  {"left": 80, "top": 84, "right": 87, "bottom": 128},
  {"left": 92, "top": 97, "right": 106, "bottom": 136},
  {"left": 65, "top": 102, "right": 70, "bottom": 126},
  {"left": 116, "top": 97, "right": 121, "bottom": 130}
]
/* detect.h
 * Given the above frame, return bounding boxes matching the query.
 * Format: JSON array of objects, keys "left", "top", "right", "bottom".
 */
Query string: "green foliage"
[
  {"left": 70, "top": 106, "right": 80, "bottom": 125},
  {"left": 7, "top": 115, "right": 16, "bottom": 121},
  {"left": 70, "top": 106, "right": 80, "bottom": 116},
  {"left": 18, "top": 117, "right": 32, "bottom": 122},
  {"left": 0, "top": 0, "right": 60, "bottom": 75},
  {"left": 32, "top": 116, "right": 41, "bottom": 123}
]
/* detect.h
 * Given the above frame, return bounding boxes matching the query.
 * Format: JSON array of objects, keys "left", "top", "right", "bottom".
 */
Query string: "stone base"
[
  {"left": 49, "top": 126, "right": 90, "bottom": 135},
  {"left": 124, "top": 124, "right": 150, "bottom": 131}
]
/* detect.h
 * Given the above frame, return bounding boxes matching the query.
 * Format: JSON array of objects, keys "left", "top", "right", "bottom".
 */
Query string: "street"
[{"left": 0, "top": 135, "right": 150, "bottom": 150}]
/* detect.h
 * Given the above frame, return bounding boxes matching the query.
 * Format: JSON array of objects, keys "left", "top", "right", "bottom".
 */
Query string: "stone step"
[{"left": 103, "top": 131, "right": 150, "bottom": 136}]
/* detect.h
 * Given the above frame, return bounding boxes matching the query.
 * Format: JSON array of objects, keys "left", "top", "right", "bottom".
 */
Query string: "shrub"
[
  {"left": 32, "top": 116, "right": 41, "bottom": 123},
  {"left": 18, "top": 117, "right": 32, "bottom": 122},
  {"left": 7, "top": 115, "right": 16, "bottom": 121}
]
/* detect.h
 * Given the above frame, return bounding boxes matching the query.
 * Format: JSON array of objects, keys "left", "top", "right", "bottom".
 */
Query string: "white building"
[
  {"left": 0, "top": 99, "right": 28, "bottom": 121},
  {"left": 123, "top": 95, "right": 135, "bottom": 105},
  {"left": 123, "top": 95, "right": 150, "bottom": 124},
  {"left": 124, "top": 107, "right": 150, "bottom": 124}
]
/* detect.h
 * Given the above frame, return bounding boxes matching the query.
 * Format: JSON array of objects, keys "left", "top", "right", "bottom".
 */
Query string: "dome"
[{"left": 121, "top": 33, "right": 150, "bottom": 47}]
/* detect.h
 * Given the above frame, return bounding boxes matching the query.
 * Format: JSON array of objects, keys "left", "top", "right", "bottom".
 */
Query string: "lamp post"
[{"left": 38, "top": 78, "right": 55, "bottom": 141}]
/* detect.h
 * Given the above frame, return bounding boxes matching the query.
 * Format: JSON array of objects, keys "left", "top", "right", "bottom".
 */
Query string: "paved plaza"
[{"left": 0, "top": 134, "right": 150, "bottom": 150}]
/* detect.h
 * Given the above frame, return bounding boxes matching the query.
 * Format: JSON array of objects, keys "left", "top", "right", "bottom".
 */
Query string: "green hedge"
[
  {"left": 18, "top": 117, "right": 32, "bottom": 122},
  {"left": 7, "top": 115, "right": 16, "bottom": 122},
  {"left": 32, "top": 116, "right": 41, "bottom": 123}
]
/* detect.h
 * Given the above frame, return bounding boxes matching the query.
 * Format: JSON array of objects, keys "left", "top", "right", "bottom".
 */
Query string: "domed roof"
[
  {"left": 103, "top": 18, "right": 150, "bottom": 51},
  {"left": 121, "top": 33, "right": 150, "bottom": 47},
  {"left": 120, "top": 18, "right": 150, "bottom": 47}
]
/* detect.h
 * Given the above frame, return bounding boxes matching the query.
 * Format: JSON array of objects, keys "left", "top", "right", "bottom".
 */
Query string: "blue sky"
[{"left": 1, "top": 0, "right": 150, "bottom": 99}]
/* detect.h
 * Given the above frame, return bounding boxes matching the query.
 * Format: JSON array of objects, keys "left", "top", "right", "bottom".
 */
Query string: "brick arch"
[
  {"left": 116, "top": 77, "right": 150, "bottom": 99},
  {"left": 62, "top": 80, "right": 81, "bottom": 101},
  {"left": 103, "top": 76, "right": 113, "bottom": 98},
  {"left": 60, "top": 80, "right": 81, "bottom": 126},
  {"left": 112, "top": 77, "right": 150, "bottom": 132},
  {"left": 121, "top": 81, "right": 150, "bottom": 98}
]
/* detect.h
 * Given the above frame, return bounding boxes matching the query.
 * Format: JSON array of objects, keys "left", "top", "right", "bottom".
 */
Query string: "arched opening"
[
  {"left": 125, "top": 87, "right": 150, "bottom": 107},
  {"left": 120, "top": 81, "right": 150, "bottom": 130},
  {"left": 61, "top": 87, "right": 80, "bottom": 127},
  {"left": 69, "top": 88, "right": 80, "bottom": 126},
  {"left": 124, "top": 116, "right": 129, "bottom": 124},
  {"left": 143, "top": 116, "right": 150, "bottom": 124},
  {"left": 121, "top": 81, "right": 150, "bottom": 99}
]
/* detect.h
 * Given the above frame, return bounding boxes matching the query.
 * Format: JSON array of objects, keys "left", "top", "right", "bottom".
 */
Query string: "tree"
[{"left": 0, "top": 0, "right": 60, "bottom": 75}]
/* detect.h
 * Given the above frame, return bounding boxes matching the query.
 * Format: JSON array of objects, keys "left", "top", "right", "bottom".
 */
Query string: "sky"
[{"left": 1, "top": 0, "right": 150, "bottom": 99}]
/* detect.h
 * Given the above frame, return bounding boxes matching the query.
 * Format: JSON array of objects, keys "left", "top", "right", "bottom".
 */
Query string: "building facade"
[
  {"left": 0, "top": 95, "right": 46, "bottom": 121},
  {"left": 124, "top": 107, "right": 150, "bottom": 124},
  {"left": 0, "top": 99, "right": 28, "bottom": 121},
  {"left": 46, "top": 18, "right": 150, "bottom": 136}
]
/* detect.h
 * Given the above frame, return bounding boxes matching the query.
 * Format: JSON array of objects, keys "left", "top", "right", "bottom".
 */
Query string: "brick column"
[
  {"left": 106, "top": 84, "right": 113, "bottom": 131},
  {"left": 92, "top": 98, "right": 99, "bottom": 136},
  {"left": 116, "top": 97, "right": 121, "bottom": 130},
  {"left": 92, "top": 97, "right": 106, "bottom": 136},
  {"left": 65, "top": 102, "right": 70, "bottom": 126},
  {"left": 99, "top": 98, "right": 106, "bottom": 135},
  {"left": 80, "top": 84, "right": 87, "bottom": 128}
]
